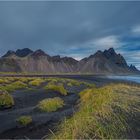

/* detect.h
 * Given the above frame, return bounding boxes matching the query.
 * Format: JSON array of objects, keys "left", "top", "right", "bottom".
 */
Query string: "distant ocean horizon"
[{"left": 107, "top": 75, "right": 140, "bottom": 84}]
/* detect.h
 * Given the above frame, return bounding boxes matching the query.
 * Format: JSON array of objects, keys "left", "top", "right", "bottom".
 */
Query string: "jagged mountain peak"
[
  {"left": 3, "top": 48, "right": 33, "bottom": 58},
  {"left": 31, "top": 49, "right": 48, "bottom": 57},
  {"left": 108, "top": 47, "right": 115, "bottom": 53},
  {"left": 51, "top": 55, "right": 78, "bottom": 65},
  {"left": 93, "top": 50, "right": 103, "bottom": 57},
  {"left": 129, "top": 64, "right": 138, "bottom": 71},
  {"left": 103, "top": 48, "right": 117, "bottom": 58},
  {"left": 61, "top": 56, "right": 78, "bottom": 65},
  {"left": 7, "top": 50, "right": 15, "bottom": 54},
  {"left": 52, "top": 55, "right": 61, "bottom": 59},
  {"left": 88, "top": 48, "right": 117, "bottom": 60},
  {"left": 83, "top": 51, "right": 103, "bottom": 61},
  {"left": 2, "top": 50, "right": 16, "bottom": 57},
  {"left": 15, "top": 48, "right": 33, "bottom": 57},
  {"left": 0, "top": 47, "right": 139, "bottom": 74},
  {"left": 103, "top": 48, "right": 127, "bottom": 68},
  {"left": 51, "top": 55, "right": 61, "bottom": 62}
]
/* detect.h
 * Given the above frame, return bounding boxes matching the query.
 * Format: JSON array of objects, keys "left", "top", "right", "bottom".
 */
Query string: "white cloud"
[
  {"left": 132, "top": 25, "right": 140, "bottom": 35},
  {"left": 116, "top": 50, "right": 140, "bottom": 70},
  {"left": 73, "top": 57, "right": 82, "bottom": 61},
  {"left": 92, "top": 35, "right": 122, "bottom": 49},
  {"left": 60, "top": 53, "right": 85, "bottom": 61}
]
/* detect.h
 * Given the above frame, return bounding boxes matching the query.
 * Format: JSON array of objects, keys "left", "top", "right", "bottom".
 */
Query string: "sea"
[{"left": 107, "top": 75, "right": 140, "bottom": 84}]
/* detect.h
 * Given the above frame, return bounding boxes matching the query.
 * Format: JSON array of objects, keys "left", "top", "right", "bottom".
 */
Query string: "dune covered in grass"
[
  {"left": 37, "top": 97, "right": 64, "bottom": 112},
  {"left": 0, "top": 90, "right": 14, "bottom": 109},
  {"left": 0, "top": 81, "right": 28, "bottom": 92},
  {"left": 51, "top": 84, "right": 140, "bottom": 139},
  {"left": 16, "top": 115, "right": 32, "bottom": 126},
  {"left": 29, "top": 78, "right": 46, "bottom": 86},
  {"left": 44, "top": 84, "right": 68, "bottom": 96}
]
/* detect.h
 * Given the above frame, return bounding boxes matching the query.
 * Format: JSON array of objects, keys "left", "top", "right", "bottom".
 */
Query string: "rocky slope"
[
  {"left": 0, "top": 48, "right": 139, "bottom": 74},
  {"left": 77, "top": 48, "right": 139, "bottom": 74}
]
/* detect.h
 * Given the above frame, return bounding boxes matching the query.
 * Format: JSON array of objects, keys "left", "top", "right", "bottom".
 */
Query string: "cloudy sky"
[{"left": 0, "top": 1, "right": 140, "bottom": 69}]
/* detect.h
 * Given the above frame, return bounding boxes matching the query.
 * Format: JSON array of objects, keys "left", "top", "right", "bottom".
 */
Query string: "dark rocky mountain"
[
  {"left": 0, "top": 47, "right": 139, "bottom": 74},
  {"left": 2, "top": 48, "right": 33, "bottom": 58},
  {"left": 77, "top": 48, "right": 139, "bottom": 74},
  {"left": 129, "top": 64, "right": 139, "bottom": 72},
  {"left": 15, "top": 48, "right": 33, "bottom": 57},
  {"left": 0, "top": 58, "right": 21, "bottom": 72},
  {"left": 31, "top": 49, "right": 48, "bottom": 57},
  {"left": 2, "top": 50, "right": 16, "bottom": 58}
]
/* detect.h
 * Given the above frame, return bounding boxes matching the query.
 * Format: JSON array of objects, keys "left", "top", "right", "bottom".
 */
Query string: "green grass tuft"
[
  {"left": 67, "top": 82, "right": 73, "bottom": 87},
  {"left": 44, "top": 84, "right": 67, "bottom": 96},
  {"left": 0, "top": 78, "right": 10, "bottom": 84},
  {"left": 0, "top": 81, "right": 28, "bottom": 92},
  {"left": 29, "top": 78, "right": 45, "bottom": 86},
  {"left": 37, "top": 97, "right": 64, "bottom": 112},
  {"left": 51, "top": 84, "right": 140, "bottom": 139},
  {"left": 19, "top": 77, "right": 33, "bottom": 83},
  {"left": 0, "top": 90, "right": 14, "bottom": 109},
  {"left": 16, "top": 115, "right": 32, "bottom": 126}
]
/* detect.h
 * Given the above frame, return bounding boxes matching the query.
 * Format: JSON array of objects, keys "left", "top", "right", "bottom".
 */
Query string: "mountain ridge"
[{"left": 0, "top": 48, "right": 139, "bottom": 74}]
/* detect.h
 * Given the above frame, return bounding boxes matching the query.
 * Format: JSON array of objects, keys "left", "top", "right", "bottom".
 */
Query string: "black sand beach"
[{"left": 0, "top": 75, "right": 139, "bottom": 139}]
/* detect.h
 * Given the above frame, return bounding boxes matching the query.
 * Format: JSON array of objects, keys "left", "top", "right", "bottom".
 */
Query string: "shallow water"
[{"left": 107, "top": 75, "right": 140, "bottom": 84}]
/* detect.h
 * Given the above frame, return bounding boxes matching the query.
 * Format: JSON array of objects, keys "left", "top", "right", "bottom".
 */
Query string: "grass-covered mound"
[
  {"left": 44, "top": 84, "right": 67, "bottom": 96},
  {"left": 16, "top": 115, "right": 32, "bottom": 126},
  {"left": 0, "top": 77, "right": 19, "bottom": 84},
  {"left": 19, "top": 77, "right": 34, "bottom": 83},
  {"left": 45, "top": 77, "right": 94, "bottom": 88},
  {"left": 0, "top": 81, "right": 28, "bottom": 92},
  {"left": 51, "top": 84, "right": 140, "bottom": 139},
  {"left": 0, "top": 78, "right": 10, "bottom": 84},
  {"left": 37, "top": 97, "right": 64, "bottom": 112},
  {"left": 0, "top": 90, "right": 14, "bottom": 109},
  {"left": 29, "top": 78, "right": 46, "bottom": 86},
  {"left": 0, "top": 77, "right": 92, "bottom": 93}
]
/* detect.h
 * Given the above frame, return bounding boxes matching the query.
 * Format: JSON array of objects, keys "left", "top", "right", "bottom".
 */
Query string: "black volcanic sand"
[
  {"left": 0, "top": 75, "right": 139, "bottom": 139},
  {"left": 0, "top": 88, "right": 79, "bottom": 139}
]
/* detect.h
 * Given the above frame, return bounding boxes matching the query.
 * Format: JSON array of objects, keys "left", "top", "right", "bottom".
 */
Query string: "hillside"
[{"left": 0, "top": 48, "right": 139, "bottom": 74}]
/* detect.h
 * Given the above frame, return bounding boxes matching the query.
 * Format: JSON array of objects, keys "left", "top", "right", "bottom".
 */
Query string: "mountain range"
[{"left": 0, "top": 48, "right": 139, "bottom": 75}]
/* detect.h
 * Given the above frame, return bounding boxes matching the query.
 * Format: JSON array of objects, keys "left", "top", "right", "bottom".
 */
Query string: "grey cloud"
[{"left": 0, "top": 1, "right": 140, "bottom": 69}]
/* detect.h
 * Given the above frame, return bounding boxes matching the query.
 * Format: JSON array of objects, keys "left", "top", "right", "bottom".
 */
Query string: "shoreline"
[{"left": 0, "top": 74, "right": 140, "bottom": 86}]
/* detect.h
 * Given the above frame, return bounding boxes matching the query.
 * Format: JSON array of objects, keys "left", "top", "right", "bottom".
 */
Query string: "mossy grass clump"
[
  {"left": 0, "top": 77, "right": 21, "bottom": 84},
  {"left": 46, "top": 78, "right": 58, "bottom": 83},
  {"left": 51, "top": 84, "right": 140, "bottom": 139},
  {"left": 19, "top": 77, "right": 32, "bottom": 83},
  {"left": 0, "top": 81, "right": 28, "bottom": 92},
  {"left": 65, "top": 79, "right": 95, "bottom": 88},
  {"left": 29, "top": 78, "right": 45, "bottom": 86},
  {"left": 37, "top": 97, "right": 64, "bottom": 112},
  {"left": 0, "top": 78, "right": 10, "bottom": 84},
  {"left": 44, "top": 84, "right": 67, "bottom": 96},
  {"left": 5, "top": 77, "right": 20, "bottom": 83},
  {"left": 16, "top": 115, "right": 32, "bottom": 126},
  {"left": 13, "top": 81, "right": 27, "bottom": 88},
  {"left": 67, "top": 82, "right": 73, "bottom": 87},
  {"left": 46, "top": 77, "right": 94, "bottom": 88},
  {"left": 69, "top": 80, "right": 81, "bottom": 86},
  {"left": 0, "top": 90, "right": 14, "bottom": 109}
]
